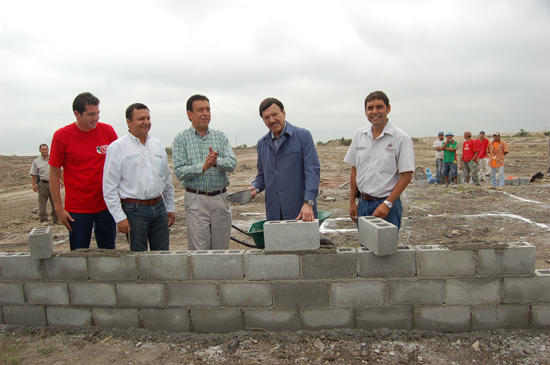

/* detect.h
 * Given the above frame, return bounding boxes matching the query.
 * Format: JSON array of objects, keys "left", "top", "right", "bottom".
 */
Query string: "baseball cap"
[
  {"left": 479, "top": 131, "right": 485, "bottom": 134},
  {"left": 438, "top": 131, "right": 444, "bottom": 136},
  {"left": 493, "top": 132, "right": 500, "bottom": 136},
  {"left": 445, "top": 132, "right": 454, "bottom": 137}
]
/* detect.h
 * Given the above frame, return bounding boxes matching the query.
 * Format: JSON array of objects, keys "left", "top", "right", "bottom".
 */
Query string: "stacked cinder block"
[
  {"left": 263, "top": 219, "right": 320, "bottom": 251},
  {"left": 358, "top": 216, "right": 398, "bottom": 256},
  {"left": 0, "top": 242, "right": 548, "bottom": 332},
  {"left": 29, "top": 226, "right": 53, "bottom": 259}
]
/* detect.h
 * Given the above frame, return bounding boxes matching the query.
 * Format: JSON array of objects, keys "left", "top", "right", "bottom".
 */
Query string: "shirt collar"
[
  {"left": 127, "top": 132, "right": 149, "bottom": 144},
  {"left": 271, "top": 122, "right": 288, "bottom": 140},
  {"left": 364, "top": 119, "right": 394, "bottom": 138}
]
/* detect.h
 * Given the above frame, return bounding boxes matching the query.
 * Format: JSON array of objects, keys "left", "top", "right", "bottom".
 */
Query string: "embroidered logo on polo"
[
  {"left": 385, "top": 142, "right": 394, "bottom": 152},
  {"left": 96, "top": 145, "right": 109, "bottom": 154},
  {"left": 356, "top": 147, "right": 366, "bottom": 150}
]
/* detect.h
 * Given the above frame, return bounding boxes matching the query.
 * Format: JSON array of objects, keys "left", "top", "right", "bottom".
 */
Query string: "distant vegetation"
[{"left": 515, "top": 129, "right": 530, "bottom": 137}]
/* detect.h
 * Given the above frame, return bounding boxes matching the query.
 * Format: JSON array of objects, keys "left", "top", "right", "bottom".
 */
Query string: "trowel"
[{"left": 226, "top": 189, "right": 252, "bottom": 204}]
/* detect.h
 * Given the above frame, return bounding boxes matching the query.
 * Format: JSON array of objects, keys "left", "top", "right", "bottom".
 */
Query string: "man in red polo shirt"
[
  {"left": 461, "top": 131, "right": 481, "bottom": 186},
  {"left": 476, "top": 131, "right": 490, "bottom": 182}
]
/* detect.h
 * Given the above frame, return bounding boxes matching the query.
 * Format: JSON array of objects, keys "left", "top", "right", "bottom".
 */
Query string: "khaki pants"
[
  {"left": 38, "top": 180, "right": 58, "bottom": 223},
  {"left": 185, "top": 191, "right": 231, "bottom": 250}
]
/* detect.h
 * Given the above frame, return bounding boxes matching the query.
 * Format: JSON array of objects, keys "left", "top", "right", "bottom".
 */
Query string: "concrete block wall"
[{"left": 1, "top": 244, "right": 549, "bottom": 333}]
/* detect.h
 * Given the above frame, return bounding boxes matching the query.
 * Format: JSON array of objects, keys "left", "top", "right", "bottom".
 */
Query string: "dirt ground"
[{"left": 1, "top": 132, "right": 550, "bottom": 364}]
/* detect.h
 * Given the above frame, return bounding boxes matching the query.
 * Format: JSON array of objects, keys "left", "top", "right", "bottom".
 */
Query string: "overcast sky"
[{"left": 1, "top": 0, "right": 549, "bottom": 156}]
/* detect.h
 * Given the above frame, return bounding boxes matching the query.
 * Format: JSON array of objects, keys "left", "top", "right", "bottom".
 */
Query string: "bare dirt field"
[{"left": 1, "top": 132, "right": 550, "bottom": 364}]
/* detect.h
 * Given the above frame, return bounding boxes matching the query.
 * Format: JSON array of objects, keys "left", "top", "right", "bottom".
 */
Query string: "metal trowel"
[{"left": 226, "top": 189, "right": 252, "bottom": 204}]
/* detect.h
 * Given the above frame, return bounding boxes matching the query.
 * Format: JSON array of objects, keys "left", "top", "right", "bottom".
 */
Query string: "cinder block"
[
  {"left": 191, "top": 308, "right": 242, "bottom": 333},
  {"left": 0, "top": 252, "right": 42, "bottom": 280},
  {"left": 446, "top": 278, "right": 501, "bottom": 305},
  {"left": 69, "top": 283, "right": 116, "bottom": 306},
  {"left": 531, "top": 304, "right": 550, "bottom": 327},
  {"left": 138, "top": 251, "right": 189, "bottom": 281},
  {"left": 389, "top": 279, "right": 444, "bottom": 305},
  {"left": 503, "top": 270, "right": 550, "bottom": 303},
  {"left": 511, "top": 178, "right": 520, "bottom": 186},
  {"left": 504, "top": 178, "right": 513, "bottom": 186},
  {"left": 519, "top": 177, "right": 530, "bottom": 186},
  {"left": 47, "top": 307, "right": 92, "bottom": 326},
  {"left": 358, "top": 216, "right": 398, "bottom": 256},
  {"left": 25, "top": 282, "right": 69, "bottom": 305},
  {"left": 0, "top": 283, "right": 25, "bottom": 305},
  {"left": 330, "top": 280, "right": 386, "bottom": 307},
  {"left": 472, "top": 305, "right": 529, "bottom": 330},
  {"left": 274, "top": 282, "right": 329, "bottom": 307},
  {"left": 416, "top": 245, "right": 475, "bottom": 277},
  {"left": 220, "top": 283, "right": 272, "bottom": 307},
  {"left": 140, "top": 308, "right": 190, "bottom": 332},
  {"left": 302, "top": 248, "right": 357, "bottom": 279},
  {"left": 190, "top": 250, "right": 244, "bottom": 280},
  {"left": 93, "top": 308, "right": 139, "bottom": 328},
  {"left": 264, "top": 219, "right": 320, "bottom": 251},
  {"left": 42, "top": 256, "right": 88, "bottom": 280},
  {"left": 244, "top": 309, "right": 298, "bottom": 331},
  {"left": 358, "top": 246, "right": 416, "bottom": 278},
  {"left": 414, "top": 306, "right": 470, "bottom": 332},
  {"left": 356, "top": 306, "right": 412, "bottom": 330},
  {"left": 299, "top": 309, "right": 354, "bottom": 330},
  {"left": 166, "top": 283, "right": 218, "bottom": 307},
  {"left": 88, "top": 256, "right": 138, "bottom": 281},
  {"left": 2, "top": 306, "right": 46, "bottom": 326},
  {"left": 244, "top": 250, "right": 300, "bottom": 280},
  {"left": 116, "top": 283, "right": 165, "bottom": 307},
  {"left": 414, "top": 179, "right": 429, "bottom": 187},
  {"left": 29, "top": 226, "right": 53, "bottom": 259},
  {"left": 477, "top": 242, "right": 536, "bottom": 276},
  {"left": 416, "top": 173, "right": 428, "bottom": 180}
]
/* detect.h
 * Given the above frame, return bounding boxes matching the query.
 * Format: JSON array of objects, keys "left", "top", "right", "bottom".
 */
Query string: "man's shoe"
[
  {"left": 454, "top": 184, "right": 458, "bottom": 188},
  {"left": 444, "top": 184, "right": 449, "bottom": 188},
  {"left": 40, "top": 221, "right": 49, "bottom": 226}
]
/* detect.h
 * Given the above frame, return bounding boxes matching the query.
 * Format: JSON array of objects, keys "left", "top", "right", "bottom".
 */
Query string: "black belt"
[
  {"left": 121, "top": 196, "right": 162, "bottom": 205},
  {"left": 361, "top": 193, "right": 387, "bottom": 202},
  {"left": 39, "top": 180, "right": 49, "bottom": 183},
  {"left": 185, "top": 187, "right": 227, "bottom": 196}
]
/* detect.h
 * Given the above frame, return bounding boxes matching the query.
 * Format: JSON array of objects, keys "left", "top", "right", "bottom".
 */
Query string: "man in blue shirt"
[{"left": 248, "top": 98, "right": 320, "bottom": 221}]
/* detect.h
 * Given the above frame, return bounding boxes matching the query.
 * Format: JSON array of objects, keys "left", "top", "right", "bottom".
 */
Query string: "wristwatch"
[
  {"left": 383, "top": 200, "right": 393, "bottom": 209},
  {"left": 304, "top": 200, "right": 315, "bottom": 207}
]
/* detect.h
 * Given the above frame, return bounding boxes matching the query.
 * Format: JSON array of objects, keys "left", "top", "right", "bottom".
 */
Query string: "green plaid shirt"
[{"left": 172, "top": 126, "right": 237, "bottom": 191}]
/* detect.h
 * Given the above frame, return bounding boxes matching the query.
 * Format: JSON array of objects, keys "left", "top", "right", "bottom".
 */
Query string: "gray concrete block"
[
  {"left": 414, "top": 179, "right": 429, "bottom": 187},
  {"left": 47, "top": 307, "right": 92, "bottom": 326},
  {"left": 477, "top": 242, "right": 536, "bottom": 276},
  {"left": 29, "top": 226, "right": 53, "bottom": 259},
  {"left": 357, "top": 306, "right": 412, "bottom": 330},
  {"left": 88, "top": 256, "right": 138, "bottom": 281},
  {"left": 389, "top": 279, "right": 444, "bottom": 305},
  {"left": 511, "top": 178, "right": 520, "bottom": 186},
  {"left": 503, "top": 271, "right": 550, "bottom": 303},
  {"left": 302, "top": 249, "right": 357, "bottom": 279},
  {"left": 416, "top": 173, "right": 428, "bottom": 180},
  {"left": 445, "top": 278, "right": 502, "bottom": 305},
  {"left": 0, "top": 283, "right": 25, "bottom": 305},
  {"left": 358, "top": 245, "right": 416, "bottom": 278},
  {"left": 25, "top": 282, "right": 69, "bottom": 305},
  {"left": 69, "top": 282, "right": 116, "bottom": 306},
  {"left": 531, "top": 304, "right": 550, "bottom": 327},
  {"left": 264, "top": 219, "right": 320, "bottom": 251},
  {"left": 2, "top": 305, "right": 46, "bottom": 326},
  {"left": 220, "top": 283, "right": 272, "bottom": 307},
  {"left": 0, "top": 252, "right": 42, "bottom": 280},
  {"left": 116, "top": 283, "right": 165, "bottom": 307},
  {"left": 358, "top": 216, "right": 398, "bottom": 256},
  {"left": 504, "top": 178, "right": 513, "bottom": 186},
  {"left": 416, "top": 245, "right": 475, "bottom": 277},
  {"left": 138, "top": 251, "right": 189, "bottom": 281},
  {"left": 42, "top": 256, "right": 88, "bottom": 280},
  {"left": 414, "top": 306, "right": 470, "bottom": 332},
  {"left": 330, "top": 280, "right": 386, "bottom": 307},
  {"left": 244, "top": 250, "right": 300, "bottom": 280},
  {"left": 140, "top": 308, "right": 190, "bottom": 332},
  {"left": 244, "top": 309, "right": 298, "bottom": 331},
  {"left": 274, "top": 282, "right": 329, "bottom": 307},
  {"left": 300, "top": 309, "right": 354, "bottom": 330},
  {"left": 93, "top": 308, "right": 139, "bottom": 328},
  {"left": 519, "top": 177, "right": 530, "bottom": 186},
  {"left": 191, "top": 308, "right": 242, "bottom": 332},
  {"left": 190, "top": 250, "right": 244, "bottom": 280},
  {"left": 472, "top": 305, "right": 529, "bottom": 330},
  {"left": 166, "top": 283, "right": 218, "bottom": 307}
]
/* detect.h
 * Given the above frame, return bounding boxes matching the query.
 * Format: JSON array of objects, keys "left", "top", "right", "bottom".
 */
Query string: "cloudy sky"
[{"left": 1, "top": 0, "right": 549, "bottom": 156}]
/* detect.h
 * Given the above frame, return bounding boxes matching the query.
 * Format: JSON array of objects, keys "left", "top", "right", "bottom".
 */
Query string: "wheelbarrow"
[{"left": 230, "top": 211, "right": 332, "bottom": 249}]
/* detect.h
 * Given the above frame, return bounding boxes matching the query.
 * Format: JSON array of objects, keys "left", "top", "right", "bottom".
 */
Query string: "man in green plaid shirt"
[{"left": 172, "top": 94, "right": 237, "bottom": 250}]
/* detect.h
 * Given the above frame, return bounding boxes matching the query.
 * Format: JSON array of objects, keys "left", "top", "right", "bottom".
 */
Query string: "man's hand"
[
  {"left": 349, "top": 201, "right": 358, "bottom": 223},
  {"left": 202, "top": 147, "right": 219, "bottom": 172},
  {"left": 56, "top": 208, "right": 74, "bottom": 231},
  {"left": 373, "top": 202, "right": 390, "bottom": 219},
  {"left": 296, "top": 203, "right": 314, "bottom": 222},
  {"left": 117, "top": 219, "right": 130, "bottom": 235},
  {"left": 167, "top": 212, "right": 175, "bottom": 227},
  {"left": 32, "top": 184, "right": 38, "bottom": 193},
  {"left": 247, "top": 186, "right": 258, "bottom": 199}
]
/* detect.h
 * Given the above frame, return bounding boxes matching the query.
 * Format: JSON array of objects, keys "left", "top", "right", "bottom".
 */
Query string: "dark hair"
[
  {"left": 186, "top": 94, "right": 209, "bottom": 114},
  {"left": 259, "top": 98, "right": 284, "bottom": 117},
  {"left": 72, "top": 92, "right": 100, "bottom": 115},
  {"left": 126, "top": 103, "right": 149, "bottom": 120},
  {"left": 39, "top": 143, "right": 48, "bottom": 150},
  {"left": 364, "top": 91, "right": 390, "bottom": 108}
]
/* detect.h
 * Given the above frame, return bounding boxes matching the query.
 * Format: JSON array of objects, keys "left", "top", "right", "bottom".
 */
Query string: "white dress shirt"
[{"left": 103, "top": 133, "right": 175, "bottom": 223}]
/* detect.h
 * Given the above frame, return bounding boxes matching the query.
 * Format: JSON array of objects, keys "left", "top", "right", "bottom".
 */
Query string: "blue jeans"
[
  {"left": 441, "top": 161, "right": 457, "bottom": 179},
  {"left": 358, "top": 196, "right": 403, "bottom": 230},
  {"left": 491, "top": 166, "right": 505, "bottom": 187},
  {"left": 435, "top": 158, "right": 443, "bottom": 183},
  {"left": 122, "top": 200, "right": 169, "bottom": 251},
  {"left": 69, "top": 209, "right": 116, "bottom": 250}
]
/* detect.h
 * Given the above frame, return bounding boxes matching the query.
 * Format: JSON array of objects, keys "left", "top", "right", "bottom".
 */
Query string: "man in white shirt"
[
  {"left": 345, "top": 91, "right": 415, "bottom": 230},
  {"left": 103, "top": 103, "right": 175, "bottom": 251},
  {"left": 29, "top": 144, "right": 59, "bottom": 225},
  {"left": 433, "top": 132, "right": 445, "bottom": 184}
]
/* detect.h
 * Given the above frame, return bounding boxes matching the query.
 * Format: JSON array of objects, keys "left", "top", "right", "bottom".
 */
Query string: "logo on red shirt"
[{"left": 96, "top": 145, "right": 109, "bottom": 154}]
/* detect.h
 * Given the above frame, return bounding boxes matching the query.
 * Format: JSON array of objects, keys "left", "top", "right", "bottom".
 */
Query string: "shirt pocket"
[{"left": 379, "top": 150, "right": 398, "bottom": 173}]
